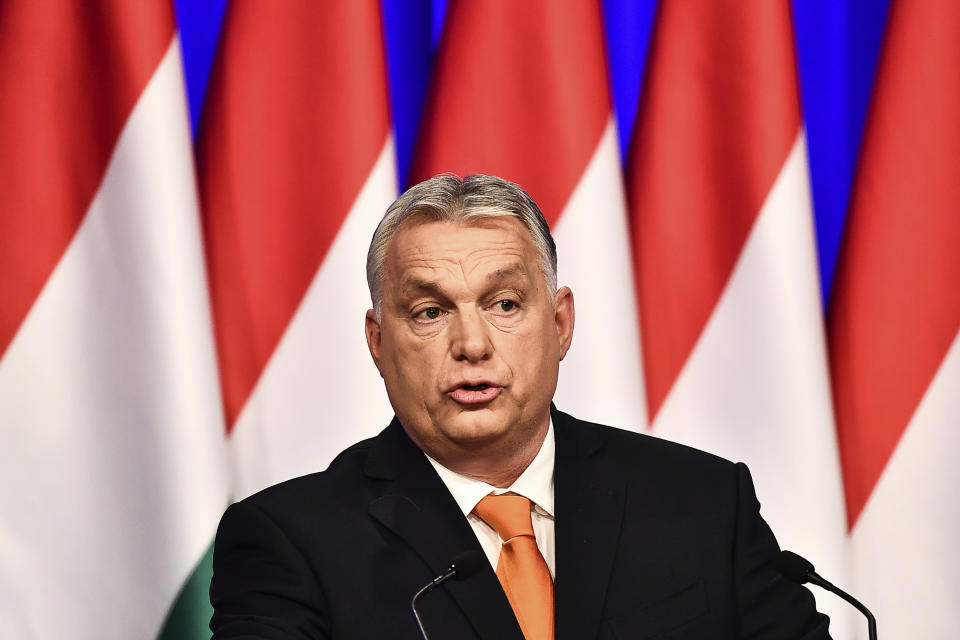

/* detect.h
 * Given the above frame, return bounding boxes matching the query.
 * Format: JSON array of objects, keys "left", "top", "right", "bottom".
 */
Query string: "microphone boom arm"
[
  {"left": 805, "top": 570, "right": 877, "bottom": 640},
  {"left": 411, "top": 567, "right": 457, "bottom": 639}
]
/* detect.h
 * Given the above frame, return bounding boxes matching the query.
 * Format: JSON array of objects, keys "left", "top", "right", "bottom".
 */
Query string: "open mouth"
[{"left": 448, "top": 383, "right": 501, "bottom": 404}]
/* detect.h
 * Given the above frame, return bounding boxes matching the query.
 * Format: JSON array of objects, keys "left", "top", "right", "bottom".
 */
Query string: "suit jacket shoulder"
[
  {"left": 211, "top": 420, "right": 526, "bottom": 639},
  {"left": 550, "top": 407, "right": 831, "bottom": 639}
]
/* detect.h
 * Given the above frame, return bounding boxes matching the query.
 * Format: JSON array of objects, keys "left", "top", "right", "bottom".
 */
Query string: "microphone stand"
[
  {"left": 411, "top": 566, "right": 458, "bottom": 640},
  {"left": 410, "top": 551, "right": 482, "bottom": 640},
  {"left": 805, "top": 569, "right": 877, "bottom": 640},
  {"left": 778, "top": 550, "right": 877, "bottom": 640}
]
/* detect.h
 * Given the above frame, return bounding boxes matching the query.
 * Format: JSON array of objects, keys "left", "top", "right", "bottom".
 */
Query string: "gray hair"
[{"left": 366, "top": 174, "right": 558, "bottom": 315}]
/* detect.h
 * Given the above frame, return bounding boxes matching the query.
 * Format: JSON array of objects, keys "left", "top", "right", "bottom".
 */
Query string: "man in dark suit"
[{"left": 210, "top": 174, "right": 832, "bottom": 639}]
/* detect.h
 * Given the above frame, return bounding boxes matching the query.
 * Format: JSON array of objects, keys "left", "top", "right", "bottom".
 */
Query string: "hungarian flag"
[
  {"left": 197, "top": 0, "right": 396, "bottom": 500},
  {"left": 411, "top": 0, "right": 646, "bottom": 432},
  {"left": 0, "top": 1, "right": 228, "bottom": 638},
  {"left": 8, "top": 2, "right": 956, "bottom": 637},
  {"left": 626, "top": 0, "right": 851, "bottom": 632},
  {"left": 829, "top": 0, "right": 960, "bottom": 635}
]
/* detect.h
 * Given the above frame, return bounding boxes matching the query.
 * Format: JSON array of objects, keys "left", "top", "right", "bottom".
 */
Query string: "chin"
[{"left": 441, "top": 410, "right": 513, "bottom": 445}]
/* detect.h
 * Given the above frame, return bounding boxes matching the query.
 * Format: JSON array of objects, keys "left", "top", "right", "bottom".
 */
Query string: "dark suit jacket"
[{"left": 210, "top": 407, "right": 832, "bottom": 639}]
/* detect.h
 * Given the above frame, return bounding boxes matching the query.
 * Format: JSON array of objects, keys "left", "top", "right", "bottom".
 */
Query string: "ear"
[
  {"left": 365, "top": 309, "right": 384, "bottom": 376},
  {"left": 553, "top": 286, "right": 575, "bottom": 360}
]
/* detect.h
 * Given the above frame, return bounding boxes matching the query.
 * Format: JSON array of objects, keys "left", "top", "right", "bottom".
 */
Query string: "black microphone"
[
  {"left": 777, "top": 550, "right": 877, "bottom": 640},
  {"left": 411, "top": 550, "right": 484, "bottom": 640}
]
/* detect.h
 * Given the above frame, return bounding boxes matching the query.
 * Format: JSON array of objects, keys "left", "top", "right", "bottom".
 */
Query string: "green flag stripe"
[{"left": 157, "top": 541, "right": 215, "bottom": 640}]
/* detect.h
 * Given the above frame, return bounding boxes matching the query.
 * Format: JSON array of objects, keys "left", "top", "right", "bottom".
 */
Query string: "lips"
[{"left": 447, "top": 382, "right": 502, "bottom": 404}]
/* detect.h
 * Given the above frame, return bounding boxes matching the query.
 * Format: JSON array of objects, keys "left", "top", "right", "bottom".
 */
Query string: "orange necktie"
[{"left": 473, "top": 493, "right": 554, "bottom": 640}]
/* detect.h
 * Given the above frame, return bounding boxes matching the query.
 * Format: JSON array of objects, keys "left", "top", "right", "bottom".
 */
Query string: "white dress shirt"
[{"left": 426, "top": 421, "right": 556, "bottom": 578}]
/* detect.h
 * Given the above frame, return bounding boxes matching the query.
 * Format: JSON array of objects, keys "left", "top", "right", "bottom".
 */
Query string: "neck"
[
  {"left": 459, "top": 448, "right": 539, "bottom": 488},
  {"left": 426, "top": 420, "right": 549, "bottom": 488}
]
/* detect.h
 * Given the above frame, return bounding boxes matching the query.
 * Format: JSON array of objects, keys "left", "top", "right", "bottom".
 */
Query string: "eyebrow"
[
  {"left": 485, "top": 264, "right": 526, "bottom": 283},
  {"left": 398, "top": 277, "right": 445, "bottom": 297}
]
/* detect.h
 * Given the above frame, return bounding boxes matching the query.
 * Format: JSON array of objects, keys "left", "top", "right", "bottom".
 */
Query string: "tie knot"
[{"left": 474, "top": 493, "right": 534, "bottom": 540}]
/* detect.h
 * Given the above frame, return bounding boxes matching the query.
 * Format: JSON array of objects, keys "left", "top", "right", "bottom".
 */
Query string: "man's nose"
[{"left": 450, "top": 307, "right": 492, "bottom": 362}]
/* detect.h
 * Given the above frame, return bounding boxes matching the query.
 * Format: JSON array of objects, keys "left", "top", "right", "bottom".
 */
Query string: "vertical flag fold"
[
  {"left": 830, "top": 0, "right": 960, "bottom": 635},
  {"left": 627, "top": 1, "right": 851, "bottom": 632},
  {"left": 0, "top": 2, "right": 228, "bottom": 638},
  {"left": 198, "top": 0, "right": 396, "bottom": 499}
]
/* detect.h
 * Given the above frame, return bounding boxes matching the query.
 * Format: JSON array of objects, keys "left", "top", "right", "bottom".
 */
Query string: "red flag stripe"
[
  {"left": 410, "top": 0, "right": 609, "bottom": 225},
  {"left": 198, "top": 1, "right": 390, "bottom": 431},
  {"left": 0, "top": 1, "right": 173, "bottom": 358},
  {"left": 626, "top": 0, "right": 801, "bottom": 421},
  {"left": 828, "top": 0, "right": 960, "bottom": 528}
]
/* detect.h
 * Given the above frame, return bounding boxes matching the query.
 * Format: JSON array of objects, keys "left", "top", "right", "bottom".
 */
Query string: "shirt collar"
[{"left": 426, "top": 419, "right": 555, "bottom": 518}]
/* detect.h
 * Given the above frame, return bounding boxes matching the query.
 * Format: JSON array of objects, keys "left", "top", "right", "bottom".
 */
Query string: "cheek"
[
  {"left": 500, "top": 318, "right": 559, "bottom": 374},
  {"left": 392, "top": 334, "right": 444, "bottom": 385},
  {"left": 497, "top": 328, "right": 546, "bottom": 371}
]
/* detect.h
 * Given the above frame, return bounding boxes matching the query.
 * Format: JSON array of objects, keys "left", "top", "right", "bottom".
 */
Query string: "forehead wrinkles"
[
  {"left": 391, "top": 231, "right": 533, "bottom": 283},
  {"left": 403, "top": 243, "right": 526, "bottom": 272}
]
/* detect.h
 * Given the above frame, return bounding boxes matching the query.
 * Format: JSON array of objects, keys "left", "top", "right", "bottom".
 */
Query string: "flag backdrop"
[
  {"left": 1, "top": 1, "right": 956, "bottom": 639},
  {"left": 0, "top": 2, "right": 228, "bottom": 638}
]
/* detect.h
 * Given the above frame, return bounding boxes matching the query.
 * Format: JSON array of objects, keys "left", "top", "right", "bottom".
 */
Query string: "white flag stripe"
[
  {"left": 229, "top": 137, "right": 397, "bottom": 500},
  {"left": 0, "top": 38, "right": 228, "bottom": 638},
  {"left": 553, "top": 119, "right": 647, "bottom": 431},
  {"left": 850, "top": 329, "right": 960, "bottom": 639},
  {"left": 650, "top": 132, "right": 852, "bottom": 636}
]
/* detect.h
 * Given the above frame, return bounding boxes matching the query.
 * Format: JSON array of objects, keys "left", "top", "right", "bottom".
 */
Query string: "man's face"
[{"left": 365, "top": 217, "right": 574, "bottom": 475}]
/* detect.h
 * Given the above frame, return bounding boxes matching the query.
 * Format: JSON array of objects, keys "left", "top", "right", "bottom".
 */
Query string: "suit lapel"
[
  {"left": 364, "top": 419, "right": 525, "bottom": 640},
  {"left": 553, "top": 408, "right": 626, "bottom": 640}
]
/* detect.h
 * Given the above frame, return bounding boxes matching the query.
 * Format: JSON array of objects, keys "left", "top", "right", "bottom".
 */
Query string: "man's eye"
[
  {"left": 415, "top": 307, "right": 443, "bottom": 320},
  {"left": 496, "top": 300, "right": 517, "bottom": 313}
]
